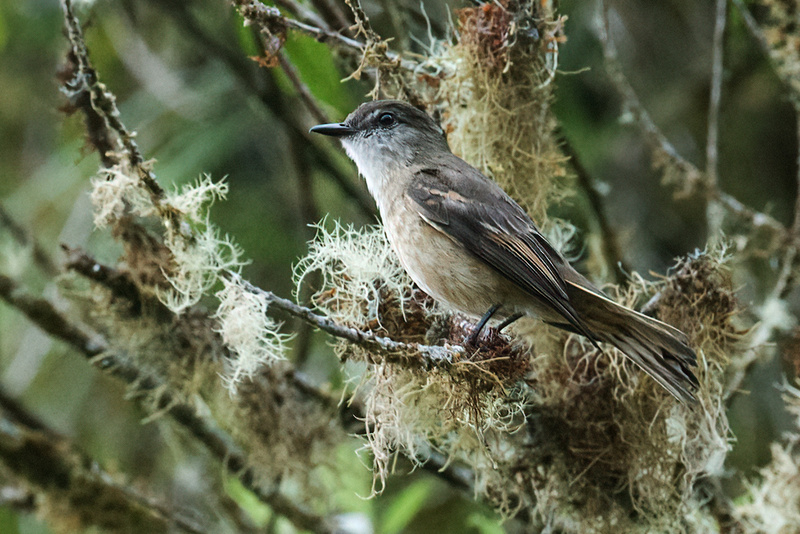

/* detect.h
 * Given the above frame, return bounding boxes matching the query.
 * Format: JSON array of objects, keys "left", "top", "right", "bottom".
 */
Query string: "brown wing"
[{"left": 407, "top": 165, "right": 599, "bottom": 345}]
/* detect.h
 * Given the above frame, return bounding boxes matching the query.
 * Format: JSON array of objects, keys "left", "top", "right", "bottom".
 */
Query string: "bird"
[{"left": 310, "top": 100, "right": 699, "bottom": 403}]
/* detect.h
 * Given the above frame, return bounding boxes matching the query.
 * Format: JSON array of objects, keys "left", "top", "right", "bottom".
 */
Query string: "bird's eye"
[{"left": 378, "top": 113, "right": 395, "bottom": 127}]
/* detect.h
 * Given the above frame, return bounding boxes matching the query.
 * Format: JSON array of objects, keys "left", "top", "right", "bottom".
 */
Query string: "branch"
[
  {"left": 68, "top": 248, "right": 477, "bottom": 497},
  {"left": 231, "top": 0, "right": 418, "bottom": 71},
  {"left": 0, "top": 271, "right": 335, "bottom": 533},
  {"left": 596, "top": 0, "right": 787, "bottom": 239},
  {"left": 307, "top": 0, "right": 352, "bottom": 31},
  {"left": 705, "top": 0, "right": 726, "bottom": 190},
  {"left": 60, "top": 0, "right": 178, "bottom": 229},
  {"left": 730, "top": 0, "right": 773, "bottom": 64},
  {"left": 234, "top": 0, "right": 364, "bottom": 55},
  {"left": 731, "top": 0, "right": 800, "bottom": 104},
  {"left": 233, "top": 274, "right": 461, "bottom": 369},
  {"left": 0, "top": 205, "right": 59, "bottom": 277},
  {"left": 273, "top": 0, "right": 332, "bottom": 32},
  {"left": 597, "top": 2, "right": 701, "bottom": 189},
  {"left": 705, "top": 0, "right": 727, "bottom": 235},
  {"left": 277, "top": 50, "right": 330, "bottom": 124},
  {"left": 558, "top": 133, "right": 630, "bottom": 284},
  {"left": 726, "top": 113, "right": 800, "bottom": 401},
  {"left": 144, "top": 0, "right": 377, "bottom": 218},
  {"left": 0, "top": 388, "right": 205, "bottom": 534}
]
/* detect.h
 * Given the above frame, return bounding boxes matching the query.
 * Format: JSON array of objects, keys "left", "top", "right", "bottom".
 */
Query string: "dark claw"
[{"left": 497, "top": 312, "right": 523, "bottom": 332}]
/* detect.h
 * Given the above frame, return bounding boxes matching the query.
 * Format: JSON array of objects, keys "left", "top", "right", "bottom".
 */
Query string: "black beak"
[{"left": 309, "top": 123, "right": 355, "bottom": 138}]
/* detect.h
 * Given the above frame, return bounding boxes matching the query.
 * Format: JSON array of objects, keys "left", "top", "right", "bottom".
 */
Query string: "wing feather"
[{"left": 408, "top": 166, "right": 598, "bottom": 344}]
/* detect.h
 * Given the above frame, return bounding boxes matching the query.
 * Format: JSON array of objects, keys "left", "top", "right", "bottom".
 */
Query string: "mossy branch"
[
  {"left": 0, "top": 388, "right": 205, "bottom": 534},
  {"left": 232, "top": 273, "right": 460, "bottom": 369},
  {"left": 0, "top": 269, "right": 337, "bottom": 534},
  {"left": 231, "top": 0, "right": 418, "bottom": 73}
]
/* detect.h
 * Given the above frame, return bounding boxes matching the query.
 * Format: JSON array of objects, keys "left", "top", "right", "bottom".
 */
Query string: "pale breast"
[{"left": 381, "top": 201, "right": 517, "bottom": 318}]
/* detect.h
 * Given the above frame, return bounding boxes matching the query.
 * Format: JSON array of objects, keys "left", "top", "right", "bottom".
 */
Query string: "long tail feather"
[{"left": 568, "top": 283, "right": 699, "bottom": 404}]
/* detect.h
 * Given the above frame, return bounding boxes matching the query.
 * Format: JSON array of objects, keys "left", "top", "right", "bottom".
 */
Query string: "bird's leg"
[
  {"left": 467, "top": 304, "right": 502, "bottom": 345},
  {"left": 497, "top": 312, "right": 524, "bottom": 332}
]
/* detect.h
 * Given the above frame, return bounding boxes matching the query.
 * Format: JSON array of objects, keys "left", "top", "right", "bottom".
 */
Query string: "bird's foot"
[
  {"left": 466, "top": 304, "right": 502, "bottom": 345},
  {"left": 497, "top": 312, "right": 523, "bottom": 333}
]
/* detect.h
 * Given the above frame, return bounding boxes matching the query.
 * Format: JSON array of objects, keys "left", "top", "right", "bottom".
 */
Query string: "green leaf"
[
  {"left": 224, "top": 476, "right": 272, "bottom": 526},
  {"left": 283, "top": 33, "right": 355, "bottom": 114},
  {"left": 232, "top": 14, "right": 260, "bottom": 58},
  {"left": 0, "top": 507, "right": 19, "bottom": 534},
  {"left": 467, "top": 511, "right": 506, "bottom": 534},
  {"left": 0, "top": 5, "right": 7, "bottom": 52},
  {"left": 381, "top": 479, "right": 435, "bottom": 534}
]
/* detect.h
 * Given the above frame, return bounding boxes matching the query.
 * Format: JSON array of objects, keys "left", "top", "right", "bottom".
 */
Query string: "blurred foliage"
[{"left": 0, "top": 0, "right": 797, "bottom": 532}]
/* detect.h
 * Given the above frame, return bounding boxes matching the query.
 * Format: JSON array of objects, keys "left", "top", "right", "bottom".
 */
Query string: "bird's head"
[{"left": 310, "top": 100, "right": 449, "bottom": 177}]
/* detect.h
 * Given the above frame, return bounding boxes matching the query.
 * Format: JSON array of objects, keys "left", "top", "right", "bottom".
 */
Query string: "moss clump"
[{"left": 438, "top": 1, "right": 569, "bottom": 223}]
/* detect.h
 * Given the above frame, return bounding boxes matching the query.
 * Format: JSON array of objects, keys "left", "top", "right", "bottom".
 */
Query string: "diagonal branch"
[
  {"left": 0, "top": 387, "right": 205, "bottom": 534},
  {"left": 596, "top": 0, "right": 787, "bottom": 238},
  {"left": 145, "top": 0, "right": 377, "bottom": 218},
  {"left": 277, "top": 50, "right": 330, "bottom": 124},
  {"left": 558, "top": 133, "right": 630, "bottom": 284},
  {"left": 0, "top": 204, "right": 59, "bottom": 277},
  {"left": 731, "top": 0, "right": 800, "bottom": 104},
  {"left": 60, "top": 0, "right": 178, "bottom": 228},
  {"left": 0, "top": 271, "right": 335, "bottom": 534},
  {"left": 232, "top": 273, "right": 461, "bottom": 369}
]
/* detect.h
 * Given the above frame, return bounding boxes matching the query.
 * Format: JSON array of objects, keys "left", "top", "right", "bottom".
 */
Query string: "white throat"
[{"left": 342, "top": 138, "right": 409, "bottom": 215}]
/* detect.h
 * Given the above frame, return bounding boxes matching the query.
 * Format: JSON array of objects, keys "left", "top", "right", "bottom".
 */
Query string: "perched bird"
[{"left": 310, "top": 100, "right": 699, "bottom": 403}]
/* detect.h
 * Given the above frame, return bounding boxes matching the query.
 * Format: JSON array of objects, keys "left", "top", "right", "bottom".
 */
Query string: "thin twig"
[
  {"left": 705, "top": 0, "right": 727, "bottom": 235},
  {"left": 237, "top": 0, "right": 417, "bottom": 71},
  {"left": 706, "top": 0, "right": 726, "bottom": 190},
  {"left": 146, "top": 0, "right": 376, "bottom": 218},
  {"left": 713, "top": 191, "right": 786, "bottom": 234},
  {"left": 597, "top": 1, "right": 703, "bottom": 192},
  {"left": 557, "top": 133, "right": 630, "bottom": 284},
  {"left": 233, "top": 0, "right": 421, "bottom": 97},
  {"left": 233, "top": 0, "right": 364, "bottom": 59},
  {"left": 277, "top": 51, "right": 331, "bottom": 124},
  {"left": 0, "top": 205, "right": 59, "bottom": 277},
  {"left": 596, "top": 0, "right": 788, "bottom": 238},
  {"left": 0, "top": 388, "right": 206, "bottom": 534},
  {"left": 308, "top": 0, "right": 352, "bottom": 31},
  {"left": 274, "top": 0, "right": 331, "bottom": 31},
  {"left": 233, "top": 273, "right": 461, "bottom": 368},
  {"left": 730, "top": 0, "right": 772, "bottom": 60}
]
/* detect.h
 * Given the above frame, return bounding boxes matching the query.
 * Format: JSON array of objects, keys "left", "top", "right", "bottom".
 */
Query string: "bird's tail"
[{"left": 568, "top": 283, "right": 699, "bottom": 404}]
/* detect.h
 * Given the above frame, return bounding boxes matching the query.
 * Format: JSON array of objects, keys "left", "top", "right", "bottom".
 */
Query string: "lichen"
[
  {"left": 214, "top": 275, "right": 291, "bottom": 393},
  {"left": 437, "top": 2, "right": 569, "bottom": 223},
  {"left": 734, "top": 385, "right": 800, "bottom": 533}
]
